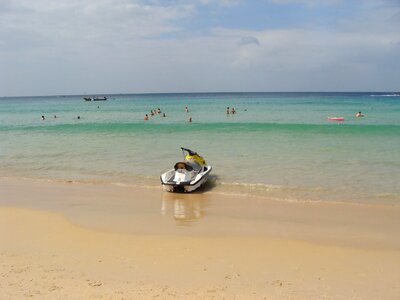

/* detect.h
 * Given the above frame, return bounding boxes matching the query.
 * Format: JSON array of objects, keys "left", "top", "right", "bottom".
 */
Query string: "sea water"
[{"left": 0, "top": 93, "right": 399, "bottom": 205}]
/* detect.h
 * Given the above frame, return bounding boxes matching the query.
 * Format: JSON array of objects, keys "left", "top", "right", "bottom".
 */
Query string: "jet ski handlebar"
[{"left": 180, "top": 147, "right": 197, "bottom": 156}]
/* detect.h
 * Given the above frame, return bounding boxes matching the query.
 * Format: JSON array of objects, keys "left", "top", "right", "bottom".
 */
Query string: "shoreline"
[
  {"left": 1, "top": 177, "right": 400, "bottom": 299},
  {"left": 2, "top": 173, "right": 399, "bottom": 207},
  {"left": 1, "top": 177, "right": 400, "bottom": 248}
]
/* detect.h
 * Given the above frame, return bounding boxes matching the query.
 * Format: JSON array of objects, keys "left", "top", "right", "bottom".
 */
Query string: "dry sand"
[{"left": 1, "top": 177, "right": 400, "bottom": 299}]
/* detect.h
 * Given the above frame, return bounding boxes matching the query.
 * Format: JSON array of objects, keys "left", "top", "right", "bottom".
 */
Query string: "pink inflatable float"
[{"left": 328, "top": 117, "right": 344, "bottom": 121}]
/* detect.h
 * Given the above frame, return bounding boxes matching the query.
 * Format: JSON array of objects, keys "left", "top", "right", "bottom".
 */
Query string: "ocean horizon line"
[{"left": 1, "top": 91, "right": 399, "bottom": 99}]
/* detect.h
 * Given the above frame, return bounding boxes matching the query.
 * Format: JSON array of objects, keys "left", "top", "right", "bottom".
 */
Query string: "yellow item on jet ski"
[{"left": 185, "top": 153, "right": 206, "bottom": 166}]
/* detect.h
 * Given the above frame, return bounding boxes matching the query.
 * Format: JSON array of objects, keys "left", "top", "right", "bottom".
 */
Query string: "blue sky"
[
  {"left": 0, "top": 0, "right": 399, "bottom": 96},
  {"left": 185, "top": 1, "right": 354, "bottom": 31}
]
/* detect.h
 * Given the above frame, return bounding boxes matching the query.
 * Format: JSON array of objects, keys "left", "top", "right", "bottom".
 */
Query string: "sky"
[{"left": 0, "top": 0, "right": 399, "bottom": 96}]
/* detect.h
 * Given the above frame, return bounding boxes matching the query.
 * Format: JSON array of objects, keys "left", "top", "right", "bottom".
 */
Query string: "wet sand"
[{"left": 1, "top": 177, "right": 400, "bottom": 299}]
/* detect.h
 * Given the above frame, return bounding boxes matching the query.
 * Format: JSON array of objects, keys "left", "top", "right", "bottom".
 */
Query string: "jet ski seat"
[{"left": 174, "top": 162, "right": 194, "bottom": 171}]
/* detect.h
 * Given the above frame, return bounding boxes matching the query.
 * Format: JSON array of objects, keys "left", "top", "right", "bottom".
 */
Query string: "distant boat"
[
  {"left": 93, "top": 96, "right": 107, "bottom": 101},
  {"left": 83, "top": 97, "right": 92, "bottom": 101}
]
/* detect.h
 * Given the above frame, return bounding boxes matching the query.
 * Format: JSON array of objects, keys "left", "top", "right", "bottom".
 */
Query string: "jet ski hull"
[{"left": 161, "top": 166, "right": 212, "bottom": 193}]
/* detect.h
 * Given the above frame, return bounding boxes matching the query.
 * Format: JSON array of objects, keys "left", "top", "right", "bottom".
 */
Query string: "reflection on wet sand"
[{"left": 161, "top": 192, "right": 210, "bottom": 225}]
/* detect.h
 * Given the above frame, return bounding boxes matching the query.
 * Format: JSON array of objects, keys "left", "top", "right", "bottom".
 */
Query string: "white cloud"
[{"left": 0, "top": 0, "right": 195, "bottom": 52}]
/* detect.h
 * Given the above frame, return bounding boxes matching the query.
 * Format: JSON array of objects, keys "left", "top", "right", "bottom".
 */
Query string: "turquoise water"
[{"left": 1, "top": 93, "right": 399, "bottom": 204}]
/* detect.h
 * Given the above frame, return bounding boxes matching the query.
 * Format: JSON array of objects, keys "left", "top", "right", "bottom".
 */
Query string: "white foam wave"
[{"left": 370, "top": 94, "right": 400, "bottom": 97}]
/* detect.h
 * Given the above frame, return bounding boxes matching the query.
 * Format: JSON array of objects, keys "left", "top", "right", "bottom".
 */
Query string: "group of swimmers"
[
  {"left": 43, "top": 108, "right": 363, "bottom": 123},
  {"left": 144, "top": 107, "right": 166, "bottom": 121},
  {"left": 184, "top": 106, "right": 192, "bottom": 122},
  {"left": 42, "top": 105, "right": 102, "bottom": 122},
  {"left": 144, "top": 106, "right": 193, "bottom": 122},
  {"left": 41, "top": 115, "right": 58, "bottom": 120},
  {"left": 226, "top": 107, "right": 236, "bottom": 114},
  {"left": 185, "top": 107, "right": 192, "bottom": 122},
  {"left": 144, "top": 105, "right": 242, "bottom": 122},
  {"left": 41, "top": 115, "right": 80, "bottom": 120}
]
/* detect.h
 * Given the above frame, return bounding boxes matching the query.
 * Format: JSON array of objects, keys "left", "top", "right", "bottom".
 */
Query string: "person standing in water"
[{"left": 356, "top": 111, "right": 364, "bottom": 117}]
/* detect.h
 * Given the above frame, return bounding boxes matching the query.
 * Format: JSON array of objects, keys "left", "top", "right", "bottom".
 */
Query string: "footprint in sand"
[{"left": 88, "top": 281, "right": 103, "bottom": 287}]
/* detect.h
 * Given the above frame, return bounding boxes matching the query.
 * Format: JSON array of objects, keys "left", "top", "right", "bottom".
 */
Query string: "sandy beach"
[{"left": 1, "top": 177, "right": 400, "bottom": 299}]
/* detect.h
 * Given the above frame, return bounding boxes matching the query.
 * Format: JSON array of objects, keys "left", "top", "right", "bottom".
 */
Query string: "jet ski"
[{"left": 160, "top": 148, "right": 212, "bottom": 192}]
